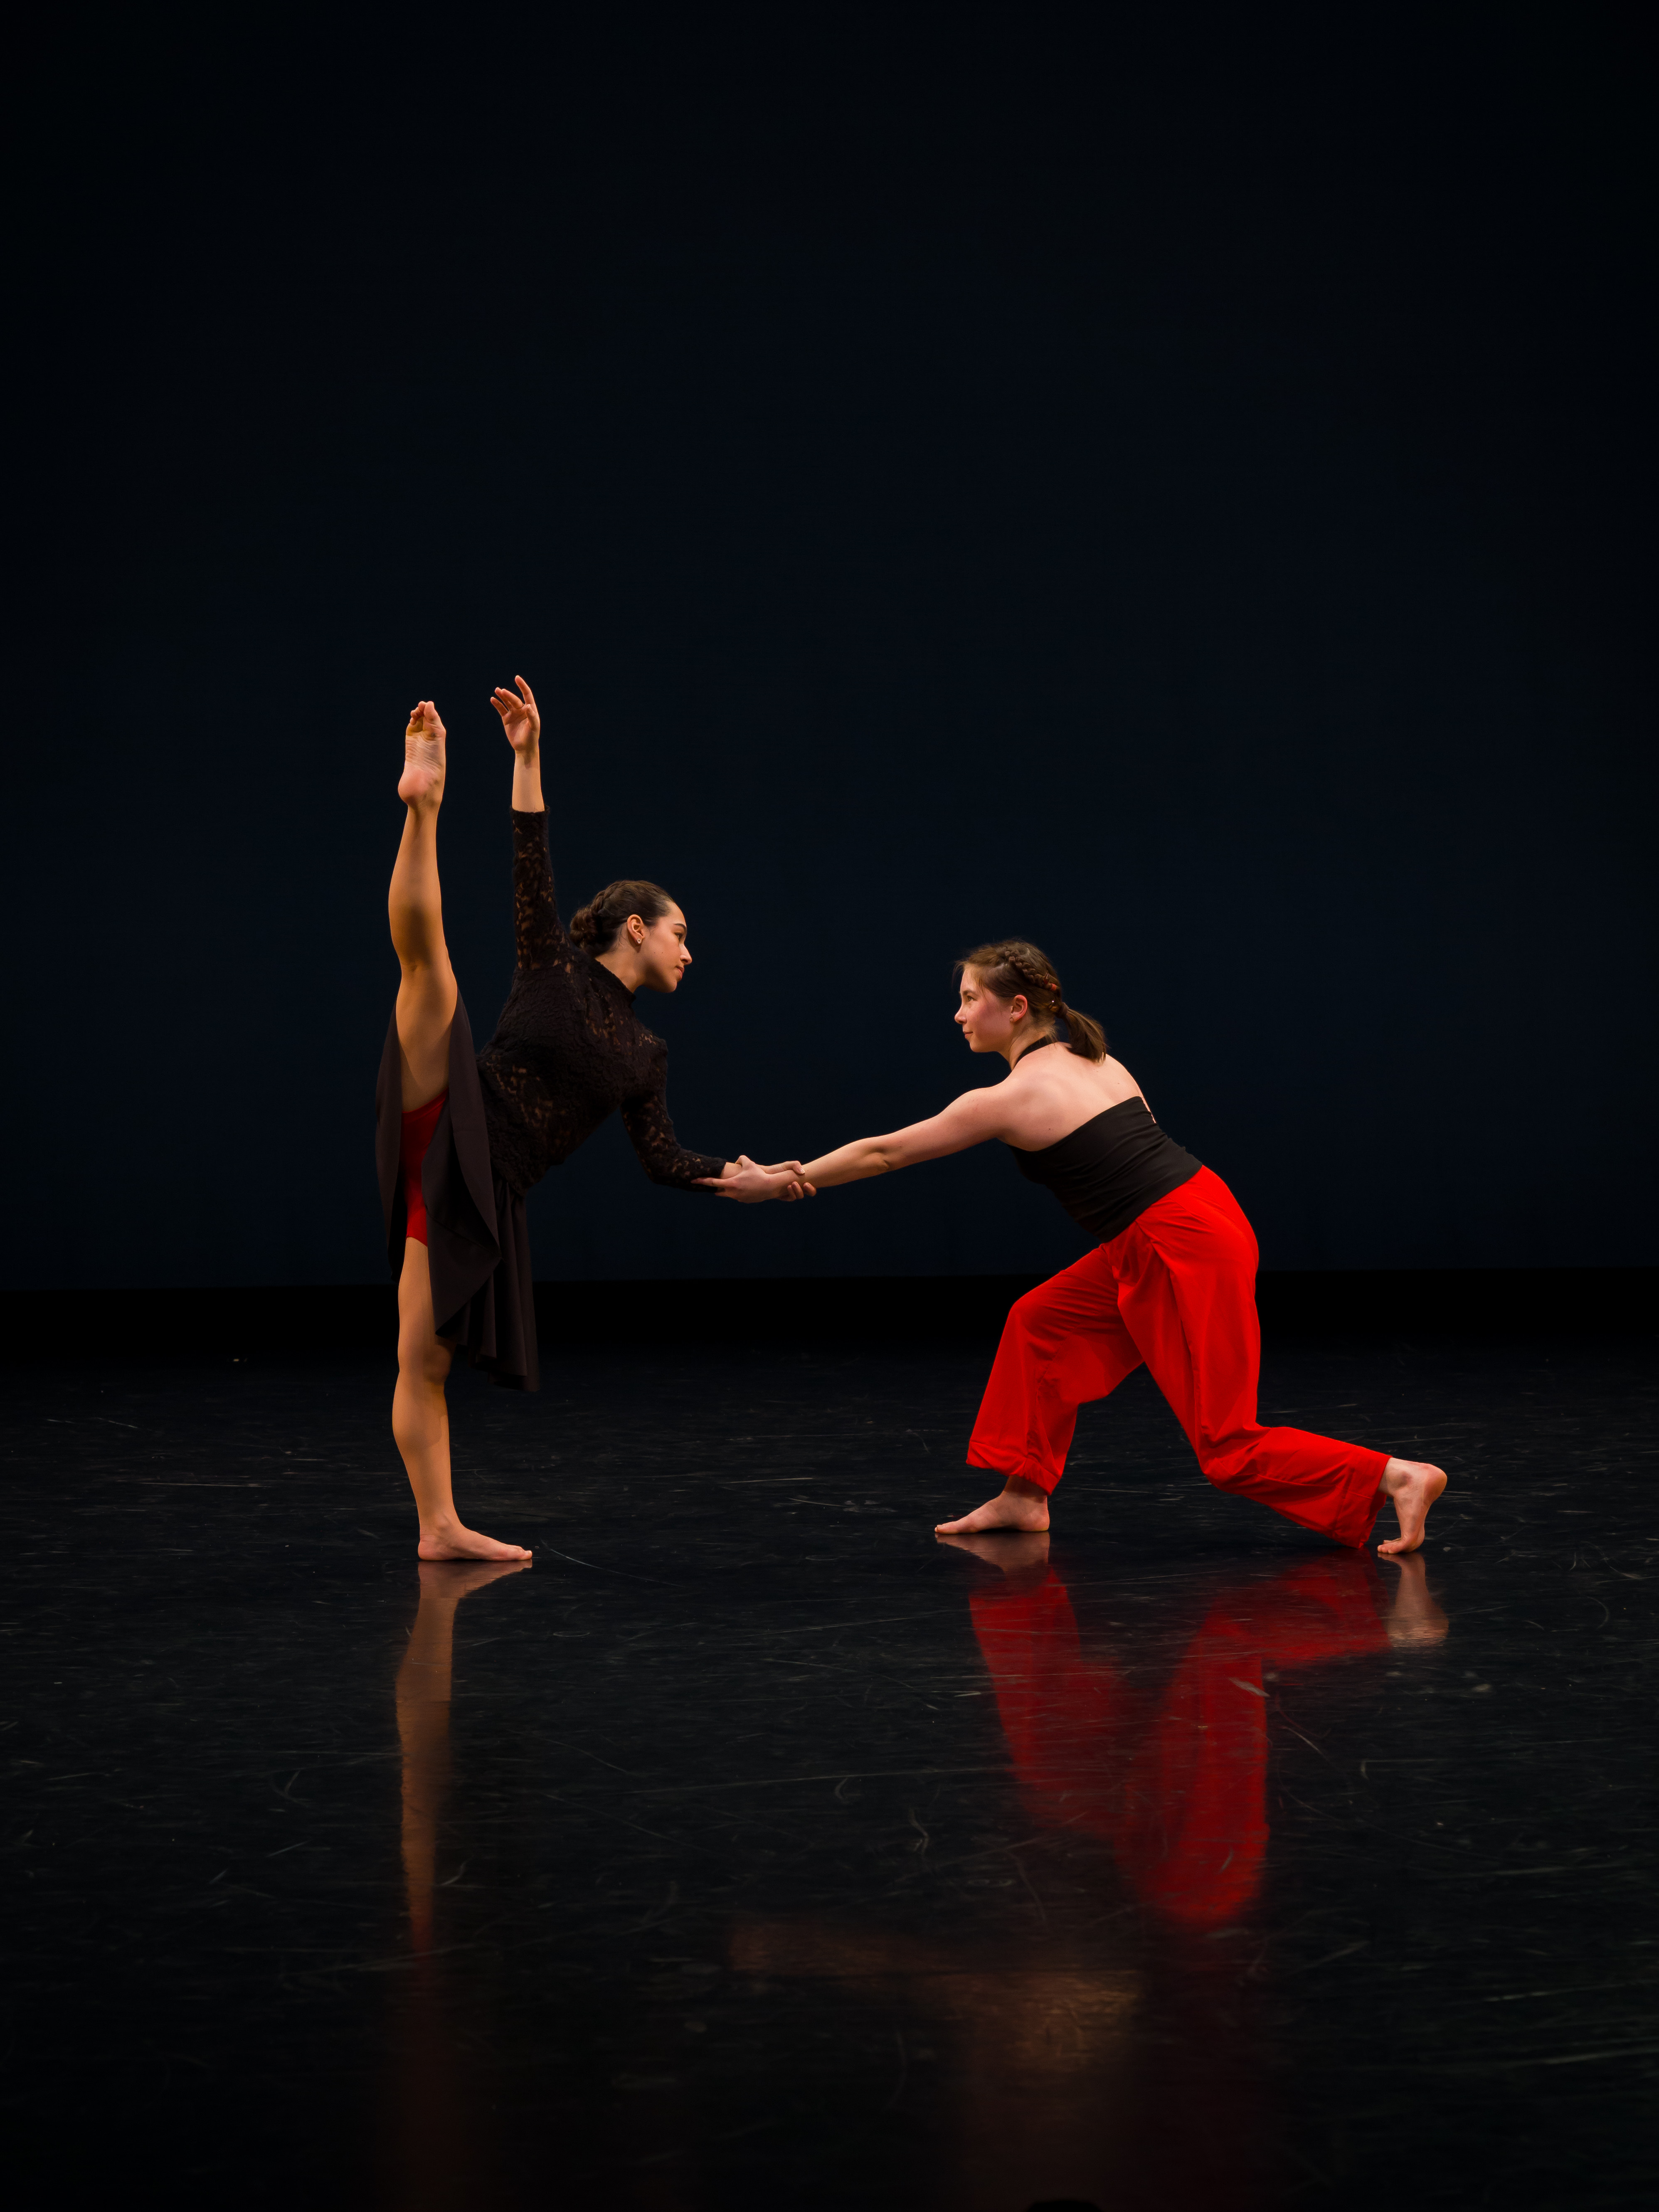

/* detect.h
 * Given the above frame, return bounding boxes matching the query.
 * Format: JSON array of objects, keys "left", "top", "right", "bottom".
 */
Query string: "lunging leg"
[
  {"left": 937, "top": 1249, "right": 1142, "bottom": 1536},
  {"left": 1114, "top": 1175, "right": 1443, "bottom": 1551}
]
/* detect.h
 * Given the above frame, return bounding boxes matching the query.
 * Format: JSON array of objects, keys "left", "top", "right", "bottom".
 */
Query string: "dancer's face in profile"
[
  {"left": 631, "top": 905, "right": 692, "bottom": 994},
  {"left": 956, "top": 967, "right": 1030, "bottom": 1055}
]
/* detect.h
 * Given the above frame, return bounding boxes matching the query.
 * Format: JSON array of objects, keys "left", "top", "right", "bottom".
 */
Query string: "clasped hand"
[{"left": 698, "top": 1156, "right": 816, "bottom": 1203}]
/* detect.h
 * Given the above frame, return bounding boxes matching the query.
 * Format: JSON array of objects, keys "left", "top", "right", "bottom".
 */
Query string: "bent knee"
[
  {"left": 1000, "top": 1283, "right": 1085, "bottom": 1351},
  {"left": 1007, "top": 1283, "right": 1067, "bottom": 1330},
  {"left": 1195, "top": 1447, "right": 1252, "bottom": 1492}
]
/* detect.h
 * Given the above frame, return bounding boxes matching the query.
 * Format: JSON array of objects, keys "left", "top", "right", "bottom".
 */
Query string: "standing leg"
[
  {"left": 936, "top": 1248, "right": 1143, "bottom": 1535},
  {"left": 388, "top": 702, "right": 529, "bottom": 1563},
  {"left": 1115, "top": 1169, "right": 1444, "bottom": 1552}
]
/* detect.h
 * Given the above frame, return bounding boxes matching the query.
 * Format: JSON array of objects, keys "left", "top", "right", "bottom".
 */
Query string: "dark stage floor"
[{"left": 5, "top": 1313, "right": 1657, "bottom": 2209}]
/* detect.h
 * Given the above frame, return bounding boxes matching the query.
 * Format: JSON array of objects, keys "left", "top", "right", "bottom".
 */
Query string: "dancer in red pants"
[
  {"left": 966, "top": 1169, "right": 1390, "bottom": 1546},
  {"left": 711, "top": 938, "right": 1446, "bottom": 1554}
]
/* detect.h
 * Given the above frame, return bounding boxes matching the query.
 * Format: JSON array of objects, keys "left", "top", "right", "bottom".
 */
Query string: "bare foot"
[
  {"left": 417, "top": 1558, "right": 530, "bottom": 1597},
  {"left": 417, "top": 1519, "right": 531, "bottom": 1563},
  {"left": 398, "top": 699, "right": 447, "bottom": 810},
  {"left": 937, "top": 1529, "right": 1051, "bottom": 1573},
  {"left": 1376, "top": 1457, "right": 1447, "bottom": 1556},
  {"left": 1381, "top": 1551, "right": 1448, "bottom": 1645},
  {"left": 934, "top": 1478, "right": 1050, "bottom": 1537}
]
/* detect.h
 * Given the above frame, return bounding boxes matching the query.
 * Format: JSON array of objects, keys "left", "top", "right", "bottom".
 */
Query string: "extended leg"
[
  {"left": 390, "top": 700, "right": 459, "bottom": 1107},
  {"left": 1116, "top": 1172, "right": 1442, "bottom": 1550},
  {"left": 937, "top": 1248, "right": 1142, "bottom": 1535},
  {"left": 387, "top": 701, "right": 527, "bottom": 1563}
]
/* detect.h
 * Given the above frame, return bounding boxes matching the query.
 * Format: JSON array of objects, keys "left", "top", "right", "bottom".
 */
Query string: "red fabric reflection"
[{"left": 969, "top": 1556, "right": 1389, "bottom": 1928}]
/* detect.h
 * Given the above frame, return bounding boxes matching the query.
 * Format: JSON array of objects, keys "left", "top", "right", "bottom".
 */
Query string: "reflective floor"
[{"left": 5, "top": 1329, "right": 1657, "bottom": 2209}]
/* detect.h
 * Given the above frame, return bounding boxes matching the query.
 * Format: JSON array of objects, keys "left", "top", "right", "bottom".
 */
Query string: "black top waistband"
[{"left": 1008, "top": 1097, "right": 1200, "bottom": 1242}]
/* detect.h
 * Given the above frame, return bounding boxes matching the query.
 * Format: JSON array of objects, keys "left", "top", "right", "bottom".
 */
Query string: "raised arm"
[
  {"left": 491, "top": 678, "right": 567, "bottom": 970},
  {"left": 492, "top": 676, "right": 544, "bottom": 813}
]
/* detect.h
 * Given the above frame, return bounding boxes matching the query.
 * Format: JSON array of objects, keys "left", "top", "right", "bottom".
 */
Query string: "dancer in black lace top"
[
  {"left": 473, "top": 808, "right": 730, "bottom": 1200},
  {"left": 379, "top": 679, "right": 801, "bottom": 1561}
]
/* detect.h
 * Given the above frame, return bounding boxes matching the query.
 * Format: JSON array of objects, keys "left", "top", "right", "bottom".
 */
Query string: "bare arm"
[
  {"left": 700, "top": 1088, "right": 1007, "bottom": 1200},
  {"left": 799, "top": 1090, "right": 1007, "bottom": 1186}
]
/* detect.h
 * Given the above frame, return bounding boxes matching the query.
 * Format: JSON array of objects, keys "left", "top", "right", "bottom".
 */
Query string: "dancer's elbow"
[{"left": 642, "top": 1161, "right": 694, "bottom": 1189}]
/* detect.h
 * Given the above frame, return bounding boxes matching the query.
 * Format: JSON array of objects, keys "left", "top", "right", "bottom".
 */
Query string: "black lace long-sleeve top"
[{"left": 473, "top": 811, "right": 729, "bottom": 1199}]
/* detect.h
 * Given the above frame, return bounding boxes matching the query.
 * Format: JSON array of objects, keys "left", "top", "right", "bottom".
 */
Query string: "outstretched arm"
[
  {"left": 618, "top": 1093, "right": 810, "bottom": 1203},
  {"left": 699, "top": 1089, "right": 1006, "bottom": 1200},
  {"left": 620, "top": 1088, "right": 733, "bottom": 1192}
]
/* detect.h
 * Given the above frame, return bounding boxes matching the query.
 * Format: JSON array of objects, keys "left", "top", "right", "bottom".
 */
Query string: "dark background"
[{"left": 10, "top": 5, "right": 1654, "bottom": 1292}]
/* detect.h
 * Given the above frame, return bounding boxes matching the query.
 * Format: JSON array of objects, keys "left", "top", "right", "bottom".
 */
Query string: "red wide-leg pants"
[{"left": 967, "top": 1165, "right": 1388, "bottom": 1548}]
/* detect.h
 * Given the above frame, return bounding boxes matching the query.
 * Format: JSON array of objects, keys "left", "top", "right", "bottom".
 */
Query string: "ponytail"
[
  {"left": 956, "top": 939, "right": 1108, "bottom": 1062},
  {"left": 1055, "top": 998, "right": 1107, "bottom": 1061}
]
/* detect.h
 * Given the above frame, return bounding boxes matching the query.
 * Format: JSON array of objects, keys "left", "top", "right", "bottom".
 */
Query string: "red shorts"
[{"left": 399, "top": 1093, "right": 448, "bottom": 1247}]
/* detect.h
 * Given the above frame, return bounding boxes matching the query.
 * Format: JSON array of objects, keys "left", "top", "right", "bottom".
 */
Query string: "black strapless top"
[{"left": 1009, "top": 1096, "right": 1201, "bottom": 1242}]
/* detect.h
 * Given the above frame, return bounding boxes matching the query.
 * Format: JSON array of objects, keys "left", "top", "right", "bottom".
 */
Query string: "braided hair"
[{"left": 956, "top": 939, "right": 1108, "bottom": 1061}]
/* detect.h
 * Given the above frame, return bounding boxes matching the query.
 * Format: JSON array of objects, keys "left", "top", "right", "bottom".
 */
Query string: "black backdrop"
[{"left": 10, "top": 7, "right": 1654, "bottom": 1291}]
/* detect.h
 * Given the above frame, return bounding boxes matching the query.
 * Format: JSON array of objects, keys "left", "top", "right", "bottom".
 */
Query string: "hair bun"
[{"left": 570, "top": 878, "right": 676, "bottom": 956}]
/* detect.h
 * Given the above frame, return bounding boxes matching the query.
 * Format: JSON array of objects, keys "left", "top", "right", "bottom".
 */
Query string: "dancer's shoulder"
[{"left": 997, "top": 1054, "right": 1145, "bottom": 1149}]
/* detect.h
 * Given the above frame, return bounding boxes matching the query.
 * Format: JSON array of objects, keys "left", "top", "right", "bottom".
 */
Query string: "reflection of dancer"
[
  {"left": 946, "top": 1534, "right": 1445, "bottom": 1927},
  {"left": 387, "top": 1559, "right": 527, "bottom": 2202},
  {"left": 396, "top": 1560, "right": 530, "bottom": 1948},
  {"left": 715, "top": 940, "right": 1445, "bottom": 1555},
  {"left": 382, "top": 683, "right": 799, "bottom": 1559}
]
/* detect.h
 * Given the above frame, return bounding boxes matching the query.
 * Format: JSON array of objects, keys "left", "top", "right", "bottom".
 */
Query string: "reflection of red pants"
[
  {"left": 970, "top": 1557, "right": 1390, "bottom": 1926},
  {"left": 968, "top": 1166, "right": 1388, "bottom": 1547}
]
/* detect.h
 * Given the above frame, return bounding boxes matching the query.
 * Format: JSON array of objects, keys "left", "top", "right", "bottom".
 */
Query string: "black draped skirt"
[{"left": 375, "top": 994, "right": 539, "bottom": 1391}]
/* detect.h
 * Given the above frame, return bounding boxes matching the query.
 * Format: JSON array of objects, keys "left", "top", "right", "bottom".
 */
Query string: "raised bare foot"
[
  {"left": 1376, "top": 1457, "right": 1447, "bottom": 1556},
  {"left": 398, "top": 699, "right": 448, "bottom": 810},
  {"left": 934, "top": 1478, "right": 1050, "bottom": 1537},
  {"left": 417, "top": 1519, "right": 531, "bottom": 1563},
  {"left": 937, "top": 1529, "right": 1051, "bottom": 1573},
  {"left": 1381, "top": 1551, "right": 1448, "bottom": 1645}
]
